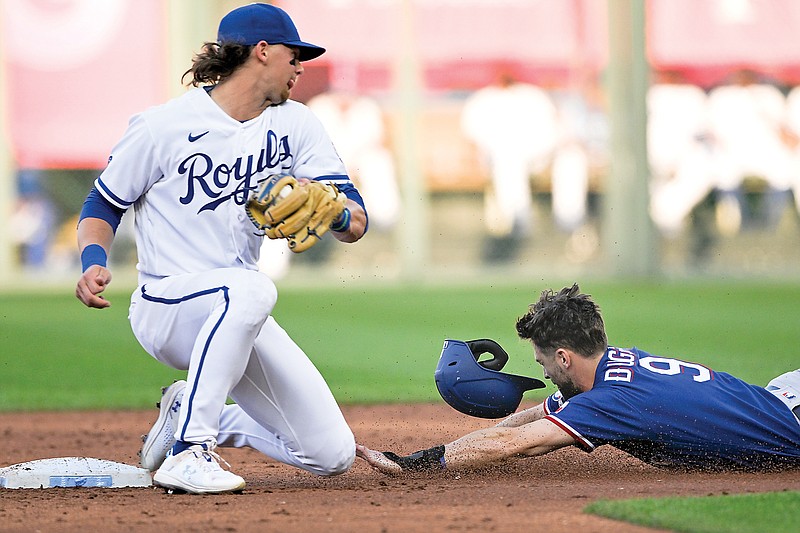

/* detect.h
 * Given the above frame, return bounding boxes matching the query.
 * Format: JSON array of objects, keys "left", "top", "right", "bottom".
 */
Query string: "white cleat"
[
  {"left": 140, "top": 380, "right": 186, "bottom": 471},
  {"left": 153, "top": 444, "right": 245, "bottom": 494}
]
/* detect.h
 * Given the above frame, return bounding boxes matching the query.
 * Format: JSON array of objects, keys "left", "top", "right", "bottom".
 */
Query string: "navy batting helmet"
[{"left": 434, "top": 339, "right": 546, "bottom": 419}]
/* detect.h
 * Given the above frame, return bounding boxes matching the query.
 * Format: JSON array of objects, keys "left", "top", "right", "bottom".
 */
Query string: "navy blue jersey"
[{"left": 544, "top": 347, "right": 800, "bottom": 470}]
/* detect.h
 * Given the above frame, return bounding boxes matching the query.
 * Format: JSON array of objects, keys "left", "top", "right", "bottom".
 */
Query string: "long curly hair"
[
  {"left": 515, "top": 283, "right": 607, "bottom": 357},
  {"left": 182, "top": 41, "right": 253, "bottom": 87}
]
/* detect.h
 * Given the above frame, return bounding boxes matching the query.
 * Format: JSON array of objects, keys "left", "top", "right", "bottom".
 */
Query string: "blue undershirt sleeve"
[
  {"left": 335, "top": 182, "right": 369, "bottom": 233},
  {"left": 79, "top": 186, "right": 125, "bottom": 233}
]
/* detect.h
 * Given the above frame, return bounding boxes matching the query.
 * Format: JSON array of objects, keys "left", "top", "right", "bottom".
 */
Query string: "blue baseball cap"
[{"left": 217, "top": 3, "right": 325, "bottom": 61}]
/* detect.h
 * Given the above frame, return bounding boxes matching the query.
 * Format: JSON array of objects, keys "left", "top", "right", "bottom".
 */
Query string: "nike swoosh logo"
[{"left": 188, "top": 131, "right": 209, "bottom": 142}]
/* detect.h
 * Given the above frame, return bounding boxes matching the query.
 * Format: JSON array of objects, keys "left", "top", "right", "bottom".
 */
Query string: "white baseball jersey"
[
  {"left": 96, "top": 87, "right": 357, "bottom": 477},
  {"left": 95, "top": 86, "right": 350, "bottom": 283}
]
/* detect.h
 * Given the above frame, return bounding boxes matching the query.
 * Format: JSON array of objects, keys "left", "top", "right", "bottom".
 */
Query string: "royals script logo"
[{"left": 178, "top": 130, "right": 293, "bottom": 213}]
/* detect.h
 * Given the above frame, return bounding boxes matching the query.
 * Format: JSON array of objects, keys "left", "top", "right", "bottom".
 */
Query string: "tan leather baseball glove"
[{"left": 246, "top": 174, "right": 347, "bottom": 253}]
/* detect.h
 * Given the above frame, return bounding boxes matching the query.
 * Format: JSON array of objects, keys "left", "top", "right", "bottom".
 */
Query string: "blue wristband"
[
  {"left": 330, "top": 208, "right": 351, "bottom": 232},
  {"left": 81, "top": 244, "right": 108, "bottom": 272}
]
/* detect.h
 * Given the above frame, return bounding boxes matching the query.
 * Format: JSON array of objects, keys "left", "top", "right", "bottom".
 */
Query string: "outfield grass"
[
  {"left": 1, "top": 279, "right": 799, "bottom": 410},
  {"left": 584, "top": 490, "right": 800, "bottom": 533}
]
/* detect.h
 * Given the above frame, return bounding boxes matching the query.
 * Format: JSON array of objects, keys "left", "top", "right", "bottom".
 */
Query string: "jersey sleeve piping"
[
  {"left": 315, "top": 174, "right": 350, "bottom": 183},
  {"left": 96, "top": 177, "right": 135, "bottom": 209},
  {"left": 545, "top": 414, "right": 596, "bottom": 451},
  {"left": 543, "top": 399, "right": 553, "bottom": 415}
]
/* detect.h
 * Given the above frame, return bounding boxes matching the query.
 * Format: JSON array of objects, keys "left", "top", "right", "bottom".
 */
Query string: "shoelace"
[{"left": 194, "top": 447, "right": 233, "bottom": 471}]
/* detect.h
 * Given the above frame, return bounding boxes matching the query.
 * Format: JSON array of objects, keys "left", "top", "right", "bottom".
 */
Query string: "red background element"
[
  {"left": 6, "top": 0, "right": 800, "bottom": 169},
  {"left": 3, "top": 0, "right": 168, "bottom": 169}
]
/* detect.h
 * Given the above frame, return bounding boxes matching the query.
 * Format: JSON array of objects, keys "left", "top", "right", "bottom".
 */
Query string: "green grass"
[
  {"left": 0, "top": 291, "right": 182, "bottom": 410},
  {"left": 1, "top": 279, "right": 799, "bottom": 410},
  {"left": 584, "top": 490, "right": 800, "bottom": 533}
]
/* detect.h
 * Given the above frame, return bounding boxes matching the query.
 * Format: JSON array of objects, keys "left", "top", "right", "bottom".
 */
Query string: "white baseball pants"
[{"left": 129, "top": 268, "right": 355, "bottom": 476}]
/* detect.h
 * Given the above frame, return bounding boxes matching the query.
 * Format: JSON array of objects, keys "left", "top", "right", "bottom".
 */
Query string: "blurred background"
[{"left": 3, "top": 0, "right": 800, "bottom": 288}]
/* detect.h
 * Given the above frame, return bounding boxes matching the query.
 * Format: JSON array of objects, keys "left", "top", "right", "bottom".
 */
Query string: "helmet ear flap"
[{"left": 466, "top": 339, "right": 508, "bottom": 371}]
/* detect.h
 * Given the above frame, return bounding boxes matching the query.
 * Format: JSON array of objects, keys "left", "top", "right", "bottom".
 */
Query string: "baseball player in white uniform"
[
  {"left": 707, "top": 70, "right": 796, "bottom": 234},
  {"left": 75, "top": 4, "right": 368, "bottom": 494}
]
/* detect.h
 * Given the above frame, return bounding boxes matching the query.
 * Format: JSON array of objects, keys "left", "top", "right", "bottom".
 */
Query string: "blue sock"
[{"left": 171, "top": 440, "right": 195, "bottom": 455}]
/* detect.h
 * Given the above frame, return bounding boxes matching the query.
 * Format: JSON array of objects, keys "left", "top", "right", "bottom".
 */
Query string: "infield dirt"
[{"left": 2, "top": 403, "right": 798, "bottom": 532}]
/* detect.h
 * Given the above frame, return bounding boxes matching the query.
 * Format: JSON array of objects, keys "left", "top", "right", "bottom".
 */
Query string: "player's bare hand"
[
  {"left": 75, "top": 265, "right": 112, "bottom": 309},
  {"left": 355, "top": 444, "right": 403, "bottom": 475}
]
